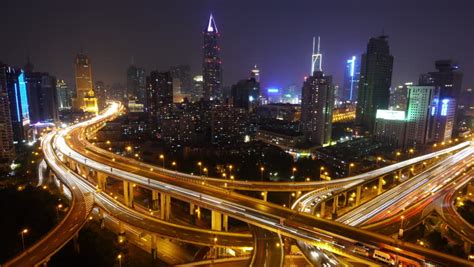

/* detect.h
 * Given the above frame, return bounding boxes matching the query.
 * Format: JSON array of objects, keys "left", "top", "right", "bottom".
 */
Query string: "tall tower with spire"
[
  {"left": 202, "top": 14, "right": 222, "bottom": 101},
  {"left": 311, "top": 36, "right": 322, "bottom": 74}
]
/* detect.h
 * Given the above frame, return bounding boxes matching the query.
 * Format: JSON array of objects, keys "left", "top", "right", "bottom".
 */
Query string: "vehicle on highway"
[{"left": 373, "top": 249, "right": 395, "bottom": 265}]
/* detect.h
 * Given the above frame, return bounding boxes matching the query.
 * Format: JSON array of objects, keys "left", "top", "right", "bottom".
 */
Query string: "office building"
[
  {"left": 230, "top": 77, "right": 260, "bottom": 111},
  {"left": 374, "top": 109, "right": 406, "bottom": 148},
  {"left": 0, "top": 64, "right": 30, "bottom": 143},
  {"left": 26, "top": 72, "right": 58, "bottom": 123},
  {"left": 405, "top": 86, "right": 438, "bottom": 147},
  {"left": 0, "top": 64, "right": 15, "bottom": 164},
  {"left": 191, "top": 75, "right": 204, "bottom": 102},
  {"left": 342, "top": 55, "right": 360, "bottom": 102},
  {"left": 429, "top": 98, "right": 456, "bottom": 143},
  {"left": 419, "top": 60, "right": 463, "bottom": 100},
  {"left": 57, "top": 80, "right": 72, "bottom": 110},
  {"left": 73, "top": 54, "right": 98, "bottom": 113},
  {"left": 202, "top": 14, "right": 222, "bottom": 101},
  {"left": 126, "top": 65, "right": 146, "bottom": 105},
  {"left": 301, "top": 71, "right": 334, "bottom": 146},
  {"left": 389, "top": 83, "right": 410, "bottom": 111},
  {"left": 355, "top": 36, "right": 394, "bottom": 135}
]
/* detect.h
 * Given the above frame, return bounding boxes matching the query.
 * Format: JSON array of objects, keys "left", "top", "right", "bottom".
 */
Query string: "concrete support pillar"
[
  {"left": 211, "top": 210, "right": 223, "bottom": 231},
  {"left": 123, "top": 181, "right": 134, "bottom": 208},
  {"left": 59, "top": 182, "right": 64, "bottom": 194},
  {"left": 464, "top": 240, "right": 472, "bottom": 255},
  {"left": 262, "top": 191, "right": 268, "bottom": 202},
  {"left": 195, "top": 207, "right": 201, "bottom": 220},
  {"left": 377, "top": 177, "right": 384, "bottom": 195},
  {"left": 343, "top": 192, "right": 348, "bottom": 207},
  {"left": 355, "top": 185, "right": 362, "bottom": 206},
  {"left": 97, "top": 172, "right": 107, "bottom": 190},
  {"left": 98, "top": 208, "right": 105, "bottom": 229},
  {"left": 160, "top": 193, "right": 171, "bottom": 221},
  {"left": 151, "top": 234, "right": 157, "bottom": 260},
  {"left": 118, "top": 221, "right": 126, "bottom": 244},
  {"left": 320, "top": 201, "right": 326, "bottom": 218},
  {"left": 68, "top": 160, "right": 77, "bottom": 172},
  {"left": 332, "top": 194, "right": 339, "bottom": 214},
  {"left": 73, "top": 233, "right": 80, "bottom": 253},
  {"left": 151, "top": 190, "right": 159, "bottom": 210},
  {"left": 223, "top": 215, "right": 228, "bottom": 231},
  {"left": 190, "top": 203, "right": 195, "bottom": 215}
]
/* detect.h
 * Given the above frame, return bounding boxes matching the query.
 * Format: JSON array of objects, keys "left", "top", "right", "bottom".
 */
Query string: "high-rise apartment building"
[
  {"left": 0, "top": 64, "right": 15, "bottom": 164},
  {"left": 170, "top": 65, "right": 192, "bottom": 94},
  {"left": 146, "top": 71, "right": 173, "bottom": 123},
  {"left": 355, "top": 36, "right": 393, "bottom": 135},
  {"left": 250, "top": 65, "right": 260, "bottom": 83},
  {"left": 191, "top": 75, "right": 204, "bottom": 102},
  {"left": 300, "top": 71, "right": 334, "bottom": 146},
  {"left": 202, "top": 14, "right": 222, "bottom": 101}
]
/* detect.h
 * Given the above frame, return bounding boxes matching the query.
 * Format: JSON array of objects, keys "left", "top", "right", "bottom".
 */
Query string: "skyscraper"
[
  {"left": 146, "top": 71, "right": 173, "bottom": 123},
  {"left": 202, "top": 14, "right": 222, "bottom": 101},
  {"left": 191, "top": 75, "right": 204, "bottom": 102},
  {"left": 419, "top": 60, "right": 463, "bottom": 100},
  {"left": 126, "top": 65, "right": 146, "bottom": 104},
  {"left": 301, "top": 71, "right": 334, "bottom": 146},
  {"left": 230, "top": 77, "right": 260, "bottom": 111},
  {"left": 342, "top": 56, "right": 360, "bottom": 102},
  {"left": 0, "top": 64, "right": 30, "bottom": 143},
  {"left": 405, "top": 86, "right": 438, "bottom": 147},
  {"left": 57, "top": 80, "right": 72, "bottom": 110},
  {"left": 73, "top": 54, "right": 97, "bottom": 113},
  {"left": 355, "top": 36, "right": 394, "bottom": 135},
  {"left": 0, "top": 65, "right": 15, "bottom": 164},
  {"left": 26, "top": 72, "right": 58, "bottom": 123}
]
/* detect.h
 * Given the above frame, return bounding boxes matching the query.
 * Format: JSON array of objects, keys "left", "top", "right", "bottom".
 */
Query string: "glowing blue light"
[
  {"left": 18, "top": 71, "right": 30, "bottom": 124},
  {"left": 441, "top": 99, "right": 449, "bottom": 116},
  {"left": 249, "top": 96, "right": 254, "bottom": 102},
  {"left": 349, "top": 56, "right": 355, "bottom": 77},
  {"left": 267, "top": 88, "right": 279, "bottom": 93},
  {"left": 431, "top": 106, "right": 436, "bottom": 116}
]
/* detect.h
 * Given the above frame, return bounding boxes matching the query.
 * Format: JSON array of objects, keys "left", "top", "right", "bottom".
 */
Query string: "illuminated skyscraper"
[
  {"left": 146, "top": 71, "right": 173, "bottom": 124},
  {"left": 0, "top": 64, "right": 30, "bottom": 143},
  {"left": 405, "top": 86, "right": 438, "bottom": 147},
  {"left": 73, "top": 54, "right": 97, "bottom": 113},
  {"left": 342, "top": 56, "right": 360, "bottom": 102},
  {"left": 355, "top": 36, "right": 393, "bottom": 135},
  {"left": 202, "top": 14, "right": 222, "bottom": 101},
  {"left": 301, "top": 71, "right": 334, "bottom": 146},
  {"left": 311, "top": 36, "right": 322, "bottom": 74}
]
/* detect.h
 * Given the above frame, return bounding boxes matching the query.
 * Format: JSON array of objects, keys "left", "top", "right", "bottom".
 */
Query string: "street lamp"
[
  {"left": 172, "top": 161, "right": 177, "bottom": 172},
  {"left": 159, "top": 154, "right": 165, "bottom": 168},
  {"left": 20, "top": 229, "right": 28, "bottom": 251},
  {"left": 117, "top": 254, "right": 123, "bottom": 267},
  {"left": 399, "top": 215, "right": 405, "bottom": 239},
  {"left": 349, "top": 163, "right": 355, "bottom": 176},
  {"left": 56, "top": 204, "right": 63, "bottom": 221},
  {"left": 292, "top": 167, "right": 297, "bottom": 178},
  {"left": 228, "top": 165, "right": 233, "bottom": 176},
  {"left": 260, "top": 167, "right": 265, "bottom": 181},
  {"left": 198, "top": 162, "right": 202, "bottom": 175},
  {"left": 203, "top": 167, "right": 208, "bottom": 177}
]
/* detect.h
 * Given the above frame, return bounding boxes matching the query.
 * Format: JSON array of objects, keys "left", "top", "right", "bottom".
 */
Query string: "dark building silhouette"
[
  {"left": 355, "top": 36, "right": 393, "bottom": 135},
  {"left": 0, "top": 64, "right": 15, "bottom": 164},
  {"left": 126, "top": 65, "right": 146, "bottom": 105},
  {"left": 202, "top": 14, "right": 222, "bottom": 101},
  {"left": 146, "top": 71, "right": 173, "bottom": 125},
  {"left": 230, "top": 77, "right": 260, "bottom": 111},
  {"left": 170, "top": 65, "right": 192, "bottom": 94},
  {"left": 26, "top": 72, "right": 58, "bottom": 123}
]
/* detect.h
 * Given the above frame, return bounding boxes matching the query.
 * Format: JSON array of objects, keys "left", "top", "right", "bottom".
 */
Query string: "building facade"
[
  {"left": 355, "top": 36, "right": 393, "bottom": 135},
  {"left": 405, "top": 86, "right": 438, "bottom": 147},
  {"left": 126, "top": 65, "right": 146, "bottom": 106},
  {"left": 73, "top": 54, "right": 98, "bottom": 113},
  {"left": 300, "top": 71, "right": 334, "bottom": 146},
  {"left": 57, "top": 79, "right": 72, "bottom": 110},
  {"left": 26, "top": 72, "right": 58, "bottom": 123},
  {"left": 342, "top": 55, "right": 360, "bottom": 102},
  {"left": 230, "top": 77, "right": 260, "bottom": 111}
]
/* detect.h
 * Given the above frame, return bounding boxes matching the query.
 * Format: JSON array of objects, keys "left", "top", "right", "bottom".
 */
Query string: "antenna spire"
[{"left": 311, "top": 36, "right": 322, "bottom": 74}]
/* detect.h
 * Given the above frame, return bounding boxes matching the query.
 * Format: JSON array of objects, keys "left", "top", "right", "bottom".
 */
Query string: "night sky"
[{"left": 2, "top": 0, "right": 473, "bottom": 91}]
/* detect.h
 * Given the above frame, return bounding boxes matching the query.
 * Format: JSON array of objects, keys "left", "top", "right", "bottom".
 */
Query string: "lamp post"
[
  {"left": 399, "top": 215, "right": 405, "bottom": 239},
  {"left": 56, "top": 204, "right": 63, "bottom": 221},
  {"left": 159, "top": 154, "right": 165, "bottom": 168},
  {"left": 172, "top": 161, "right": 177, "bottom": 172},
  {"left": 20, "top": 229, "right": 28, "bottom": 251},
  {"left": 348, "top": 163, "right": 355, "bottom": 176},
  {"left": 198, "top": 162, "right": 202, "bottom": 175},
  {"left": 117, "top": 254, "right": 123, "bottom": 267},
  {"left": 260, "top": 167, "right": 265, "bottom": 181},
  {"left": 292, "top": 167, "right": 297, "bottom": 179}
]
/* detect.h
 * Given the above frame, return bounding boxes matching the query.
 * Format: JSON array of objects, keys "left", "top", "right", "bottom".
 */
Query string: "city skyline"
[{"left": 1, "top": 0, "right": 473, "bottom": 91}]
